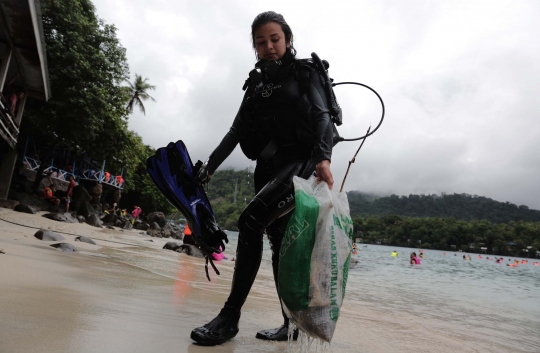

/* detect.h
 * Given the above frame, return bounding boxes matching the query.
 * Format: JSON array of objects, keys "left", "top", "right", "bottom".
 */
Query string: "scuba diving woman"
[{"left": 190, "top": 11, "right": 335, "bottom": 346}]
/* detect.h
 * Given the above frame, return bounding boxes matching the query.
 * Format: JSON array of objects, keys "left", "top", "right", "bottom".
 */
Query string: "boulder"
[
  {"left": 75, "top": 236, "right": 96, "bottom": 245},
  {"left": 176, "top": 244, "right": 205, "bottom": 258},
  {"left": 102, "top": 213, "right": 118, "bottom": 224},
  {"left": 77, "top": 215, "right": 85, "bottom": 223},
  {"left": 163, "top": 242, "right": 183, "bottom": 251},
  {"left": 78, "top": 201, "right": 97, "bottom": 219},
  {"left": 42, "top": 212, "right": 78, "bottom": 223},
  {"left": 13, "top": 203, "right": 36, "bottom": 214},
  {"left": 120, "top": 220, "right": 133, "bottom": 230},
  {"left": 147, "top": 222, "right": 161, "bottom": 237},
  {"left": 50, "top": 243, "right": 77, "bottom": 252},
  {"left": 71, "top": 185, "right": 91, "bottom": 214},
  {"left": 34, "top": 229, "right": 65, "bottom": 241},
  {"left": 144, "top": 212, "right": 167, "bottom": 228},
  {"left": 85, "top": 214, "right": 103, "bottom": 228}
]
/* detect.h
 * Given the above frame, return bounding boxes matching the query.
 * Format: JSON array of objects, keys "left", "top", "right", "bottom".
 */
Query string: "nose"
[{"left": 265, "top": 42, "right": 273, "bottom": 52}]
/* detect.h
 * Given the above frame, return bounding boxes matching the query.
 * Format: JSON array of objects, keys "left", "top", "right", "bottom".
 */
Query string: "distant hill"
[
  {"left": 347, "top": 192, "right": 540, "bottom": 223},
  {"left": 207, "top": 169, "right": 540, "bottom": 228}
]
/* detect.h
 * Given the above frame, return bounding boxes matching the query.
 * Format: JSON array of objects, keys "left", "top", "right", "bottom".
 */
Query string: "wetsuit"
[{"left": 192, "top": 52, "right": 333, "bottom": 344}]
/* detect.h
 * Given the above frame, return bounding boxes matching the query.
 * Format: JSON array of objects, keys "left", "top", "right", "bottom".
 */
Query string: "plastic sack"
[{"left": 278, "top": 175, "right": 353, "bottom": 342}]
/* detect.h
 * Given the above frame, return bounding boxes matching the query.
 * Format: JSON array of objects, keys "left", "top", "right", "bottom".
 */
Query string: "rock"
[
  {"left": 147, "top": 222, "right": 161, "bottom": 237},
  {"left": 115, "top": 219, "right": 122, "bottom": 226},
  {"left": 176, "top": 244, "right": 205, "bottom": 258},
  {"left": 163, "top": 241, "right": 183, "bottom": 251},
  {"left": 77, "top": 215, "right": 85, "bottom": 223},
  {"left": 50, "top": 243, "right": 77, "bottom": 252},
  {"left": 0, "top": 248, "right": 5, "bottom": 254},
  {"left": 78, "top": 201, "right": 97, "bottom": 219},
  {"left": 102, "top": 213, "right": 118, "bottom": 224},
  {"left": 71, "top": 185, "right": 91, "bottom": 214},
  {"left": 144, "top": 212, "right": 167, "bottom": 228},
  {"left": 75, "top": 236, "right": 96, "bottom": 245},
  {"left": 91, "top": 183, "right": 102, "bottom": 205},
  {"left": 34, "top": 229, "right": 65, "bottom": 241},
  {"left": 13, "top": 203, "right": 36, "bottom": 214},
  {"left": 85, "top": 214, "right": 103, "bottom": 228},
  {"left": 133, "top": 219, "right": 149, "bottom": 230},
  {"left": 144, "top": 239, "right": 154, "bottom": 242},
  {"left": 42, "top": 212, "right": 79, "bottom": 223},
  {"left": 120, "top": 221, "right": 133, "bottom": 230}
]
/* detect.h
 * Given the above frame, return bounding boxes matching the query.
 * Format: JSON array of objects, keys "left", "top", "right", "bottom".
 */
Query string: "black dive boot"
[
  {"left": 190, "top": 306, "right": 240, "bottom": 346},
  {"left": 256, "top": 231, "right": 298, "bottom": 341},
  {"left": 191, "top": 235, "right": 263, "bottom": 345}
]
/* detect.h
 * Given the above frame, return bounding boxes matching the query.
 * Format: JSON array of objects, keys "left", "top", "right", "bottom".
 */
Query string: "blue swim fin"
[{"left": 146, "top": 140, "right": 228, "bottom": 281}]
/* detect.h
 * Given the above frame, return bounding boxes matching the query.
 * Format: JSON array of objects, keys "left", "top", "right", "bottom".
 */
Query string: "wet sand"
[{"left": 0, "top": 208, "right": 523, "bottom": 353}]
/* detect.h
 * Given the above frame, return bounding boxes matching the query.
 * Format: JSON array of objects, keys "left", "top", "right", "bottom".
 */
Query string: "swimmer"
[
  {"left": 478, "top": 255, "right": 482, "bottom": 259},
  {"left": 463, "top": 255, "right": 467, "bottom": 260},
  {"left": 410, "top": 252, "right": 421, "bottom": 265},
  {"left": 533, "top": 262, "right": 539, "bottom": 266},
  {"left": 391, "top": 250, "right": 398, "bottom": 257},
  {"left": 443, "top": 252, "right": 446, "bottom": 256},
  {"left": 467, "top": 255, "right": 472, "bottom": 260}
]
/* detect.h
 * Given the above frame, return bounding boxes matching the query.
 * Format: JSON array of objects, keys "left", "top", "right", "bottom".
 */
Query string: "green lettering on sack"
[
  {"left": 330, "top": 307, "right": 340, "bottom": 322},
  {"left": 278, "top": 189, "right": 319, "bottom": 312}
]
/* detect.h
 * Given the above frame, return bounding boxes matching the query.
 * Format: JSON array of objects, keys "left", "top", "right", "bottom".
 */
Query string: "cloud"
[{"left": 92, "top": 0, "right": 540, "bottom": 209}]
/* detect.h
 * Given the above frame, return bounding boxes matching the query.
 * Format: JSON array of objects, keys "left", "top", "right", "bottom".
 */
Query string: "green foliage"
[
  {"left": 347, "top": 192, "right": 540, "bottom": 223},
  {"left": 207, "top": 168, "right": 255, "bottom": 230},
  {"left": 126, "top": 74, "right": 156, "bottom": 115},
  {"left": 353, "top": 215, "right": 540, "bottom": 256}
]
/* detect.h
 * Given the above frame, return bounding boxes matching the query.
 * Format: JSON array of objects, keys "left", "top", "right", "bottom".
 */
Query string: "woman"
[
  {"left": 410, "top": 252, "right": 421, "bottom": 265},
  {"left": 190, "top": 11, "right": 334, "bottom": 346}
]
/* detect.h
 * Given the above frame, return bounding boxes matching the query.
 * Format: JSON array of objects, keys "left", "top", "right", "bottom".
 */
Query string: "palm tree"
[{"left": 126, "top": 74, "right": 156, "bottom": 115}]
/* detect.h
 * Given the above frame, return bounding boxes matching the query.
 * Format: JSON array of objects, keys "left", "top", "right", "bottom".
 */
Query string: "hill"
[{"left": 207, "top": 169, "right": 540, "bottom": 228}]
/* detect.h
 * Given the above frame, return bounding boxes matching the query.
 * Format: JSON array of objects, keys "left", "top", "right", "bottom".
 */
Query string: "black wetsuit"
[{"left": 205, "top": 53, "right": 333, "bottom": 323}]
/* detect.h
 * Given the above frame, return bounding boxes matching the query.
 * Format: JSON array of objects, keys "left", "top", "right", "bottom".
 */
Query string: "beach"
[{"left": 1, "top": 208, "right": 539, "bottom": 353}]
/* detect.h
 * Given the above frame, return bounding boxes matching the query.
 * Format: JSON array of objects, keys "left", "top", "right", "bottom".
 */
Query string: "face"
[{"left": 254, "top": 22, "right": 290, "bottom": 61}]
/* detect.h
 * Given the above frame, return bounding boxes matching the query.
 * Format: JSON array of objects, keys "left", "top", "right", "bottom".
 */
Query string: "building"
[{"left": 0, "top": 0, "right": 50, "bottom": 200}]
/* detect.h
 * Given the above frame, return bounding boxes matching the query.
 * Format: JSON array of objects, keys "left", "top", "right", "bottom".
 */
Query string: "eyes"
[{"left": 257, "top": 38, "right": 280, "bottom": 46}]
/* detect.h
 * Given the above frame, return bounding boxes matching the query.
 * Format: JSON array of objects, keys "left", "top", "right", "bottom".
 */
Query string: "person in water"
[
  {"left": 410, "top": 252, "right": 421, "bottom": 265},
  {"left": 391, "top": 250, "right": 398, "bottom": 257},
  {"left": 190, "top": 11, "right": 335, "bottom": 346}
]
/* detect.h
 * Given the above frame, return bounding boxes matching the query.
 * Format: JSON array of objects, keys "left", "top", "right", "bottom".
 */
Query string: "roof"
[{"left": 0, "top": 0, "right": 50, "bottom": 101}]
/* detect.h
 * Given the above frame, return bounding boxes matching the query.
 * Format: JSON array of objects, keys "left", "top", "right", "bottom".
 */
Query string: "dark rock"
[
  {"left": 50, "top": 243, "right": 77, "bottom": 252},
  {"left": 120, "top": 221, "right": 133, "bottom": 230},
  {"left": 147, "top": 222, "right": 161, "bottom": 237},
  {"left": 78, "top": 202, "right": 97, "bottom": 219},
  {"left": 14, "top": 203, "right": 36, "bottom": 214},
  {"left": 144, "top": 239, "right": 154, "bottom": 242},
  {"left": 71, "top": 185, "right": 91, "bottom": 214},
  {"left": 176, "top": 244, "right": 205, "bottom": 258},
  {"left": 42, "top": 212, "right": 78, "bottom": 223},
  {"left": 102, "top": 213, "right": 118, "bottom": 224},
  {"left": 106, "top": 225, "right": 114, "bottom": 229},
  {"left": 163, "top": 241, "right": 183, "bottom": 251},
  {"left": 75, "top": 236, "right": 96, "bottom": 245},
  {"left": 77, "top": 215, "right": 85, "bottom": 223},
  {"left": 92, "top": 204, "right": 102, "bottom": 213},
  {"left": 85, "top": 214, "right": 103, "bottom": 228},
  {"left": 144, "top": 212, "right": 167, "bottom": 228},
  {"left": 34, "top": 229, "right": 65, "bottom": 241},
  {"left": 134, "top": 221, "right": 150, "bottom": 231},
  {"left": 114, "top": 219, "right": 122, "bottom": 226}
]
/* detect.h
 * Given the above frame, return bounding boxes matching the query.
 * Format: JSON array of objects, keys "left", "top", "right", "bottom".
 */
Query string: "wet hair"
[{"left": 251, "top": 11, "right": 296, "bottom": 59}]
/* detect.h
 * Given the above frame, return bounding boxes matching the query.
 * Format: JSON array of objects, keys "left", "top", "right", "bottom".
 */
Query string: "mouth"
[{"left": 265, "top": 53, "right": 277, "bottom": 59}]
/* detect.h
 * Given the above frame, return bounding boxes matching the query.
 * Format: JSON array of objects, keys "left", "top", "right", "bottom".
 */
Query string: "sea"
[{"left": 108, "top": 230, "right": 540, "bottom": 352}]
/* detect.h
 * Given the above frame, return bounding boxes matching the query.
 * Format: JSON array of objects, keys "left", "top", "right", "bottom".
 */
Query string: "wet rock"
[
  {"left": 144, "top": 239, "right": 154, "bottom": 242},
  {"left": 163, "top": 241, "right": 183, "bottom": 251},
  {"left": 42, "top": 212, "right": 78, "bottom": 223},
  {"left": 120, "top": 220, "right": 133, "bottom": 230},
  {"left": 85, "top": 214, "right": 103, "bottom": 228},
  {"left": 147, "top": 222, "right": 161, "bottom": 237},
  {"left": 71, "top": 185, "right": 91, "bottom": 214},
  {"left": 144, "top": 211, "right": 167, "bottom": 228},
  {"left": 78, "top": 201, "right": 97, "bottom": 219},
  {"left": 77, "top": 215, "right": 85, "bottom": 223},
  {"left": 102, "top": 213, "right": 118, "bottom": 224},
  {"left": 13, "top": 203, "right": 36, "bottom": 214},
  {"left": 75, "top": 236, "right": 96, "bottom": 245},
  {"left": 134, "top": 220, "right": 149, "bottom": 231},
  {"left": 34, "top": 229, "right": 65, "bottom": 241},
  {"left": 0, "top": 248, "right": 5, "bottom": 254},
  {"left": 176, "top": 244, "right": 205, "bottom": 258},
  {"left": 50, "top": 243, "right": 77, "bottom": 252}
]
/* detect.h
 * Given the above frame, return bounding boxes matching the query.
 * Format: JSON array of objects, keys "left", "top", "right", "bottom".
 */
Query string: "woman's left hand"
[{"left": 316, "top": 160, "right": 334, "bottom": 190}]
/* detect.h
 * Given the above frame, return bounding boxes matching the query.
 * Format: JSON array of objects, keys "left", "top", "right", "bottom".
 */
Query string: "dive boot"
[
  {"left": 256, "top": 324, "right": 299, "bottom": 341},
  {"left": 190, "top": 309, "right": 240, "bottom": 346}
]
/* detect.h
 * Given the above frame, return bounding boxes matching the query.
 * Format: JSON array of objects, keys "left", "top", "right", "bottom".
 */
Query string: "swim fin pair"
[{"left": 146, "top": 140, "right": 228, "bottom": 281}]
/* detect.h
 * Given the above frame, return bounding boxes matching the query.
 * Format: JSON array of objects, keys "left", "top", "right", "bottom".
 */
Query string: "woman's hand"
[{"left": 316, "top": 160, "right": 334, "bottom": 190}]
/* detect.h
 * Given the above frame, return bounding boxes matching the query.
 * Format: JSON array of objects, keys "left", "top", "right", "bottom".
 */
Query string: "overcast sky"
[{"left": 92, "top": 0, "right": 540, "bottom": 209}]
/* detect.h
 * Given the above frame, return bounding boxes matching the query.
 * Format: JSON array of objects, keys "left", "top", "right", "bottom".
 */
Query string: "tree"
[
  {"left": 22, "top": 0, "right": 132, "bottom": 189},
  {"left": 126, "top": 74, "right": 156, "bottom": 115}
]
